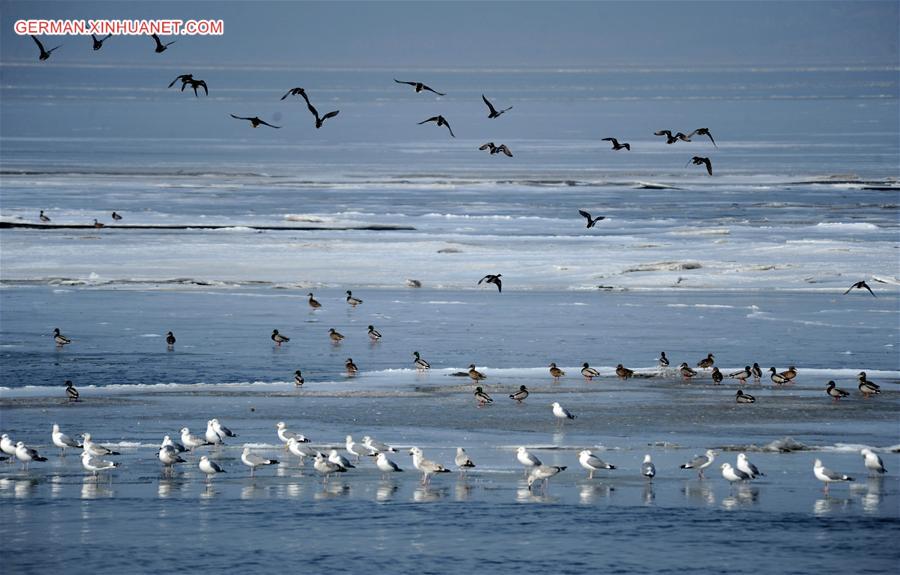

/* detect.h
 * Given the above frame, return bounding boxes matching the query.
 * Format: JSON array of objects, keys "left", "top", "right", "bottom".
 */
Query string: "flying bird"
[
  {"left": 305, "top": 99, "right": 339, "bottom": 129},
  {"left": 151, "top": 33, "right": 175, "bottom": 53},
  {"left": 168, "top": 74, "right": 193, "bottom": 89},
  {"left": 394, "top": 79, "right": 445, "bottom": 96},
  {"left": 418, "top": 115, "right": 455, "bottom": 137},
  {"left": 482, "top": 94, "right": 512, "bottom": 118},
  {"left": 844, "top": 281, "right": 876, "bottom": 297},
  {"left": 230, "top": 114, "right": 280, "bottom": 129},
  {"left": 479, "top": 142, "right": 513, "bottom": 157},
  {"left": 31, "top": 35, "right": 61, "bottom": 61},
  {"left": 654, "top": 130, "right": 691, "bottom": 144},
  {"left": 687, "top": 156, "right": 713, "bottom": 175},
  {"left": 91, "top": 34, "right": 111, "bottom": 51},
  {"left": 601, "top": 137, "right": 630, "bottom": 151},
  {"left": 184, "top": 79, "right": 208, "bottom": 97},
  {"left": 280, "top": 87, "right": 307, "bottom": 101},
  {"left": 578, "top": 209, "right": 605, "bottom": 228},
  {"left": 687, "top": 128, "right": 717, "bottom": 147},
  {"left": 477, "top": 274, "right": 502, "bottom": 292}
]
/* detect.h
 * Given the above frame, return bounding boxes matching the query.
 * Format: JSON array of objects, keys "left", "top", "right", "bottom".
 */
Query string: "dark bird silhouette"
[
  {"left": 654, "top": 129, "right": 691, "bottom": 144},
  {"left": 418, "top": 115, "right": 455, "bottom": 137},
  {"left": 844, "top": 281, "right": 876, "bottom": 297},
  {"left": 478, "top": 274, "right": 502, "bottom": 292},
  {"left": 65, "top": 380, "right": 80, "bottom": 402},
  {"left": 280, "top": 87, "right": 307, "bottom": 101},
  {"left": 31, "top": 35, "right": 61, "bottom": 61},
  {"left": 687, "top": 128, "right": 717, "bottom": 147},
  {"left": 39, "top": 210, "right": 51, "bottom": 223},
  {"left": 305, "top": 99, "right": 339, "bottom": 129},
  {"left": 578, "top": 209, "right": 606, "bottom": 228},
  {"left": 185, "top": 79, "right": 208, "bottom": 97},
  {"left": 166, "top": 331, "right": 176, "bottom": 347},
  {"left": 482, "top": 94, "right": 512, "bottom": 118},
  {"left": 687, "top": 156, "right": 713, "bottom": 175},
  {"left": 91, "top": 34, "right": 111, "bottom": 51},
  {"left": 601, "top": 137, "right": 630, "bottom": 151},
  {"left": 479, "top": 142, "right": 513, "bottom": 157},
  {"left": 151, "top": 34, "right": 175, "bottom": 53},
  {"left": 168, "top": 74, "right": 193, "bottom": 89},
  {"left": 111, "top": 211, "right": 122, "bottom": 221},
  {"left": 394, "top": 79, "right": 445, "bottom": 96},
  {"left": 93, "top": 219, "right": 104, "bottom": 228},
  {"left": 230, "top": 114, "right": 281, "bottom": 129}
]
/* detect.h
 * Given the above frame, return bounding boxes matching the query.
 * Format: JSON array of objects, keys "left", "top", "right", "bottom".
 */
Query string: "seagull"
[
  {"left": 687, "top": 156, "right": 713, "bottom": 176},
  {"left": 313, "top": 452, "right": 347, "bottom": 480},
  {"left": 91, "top": 34, "right": 111, "bottom": 51},
  {"left": 276, "top": 422, "right": 308, "bottom": 446},
  {"left": 271, "top": 329, "right": 289, "bottom": 346},
  {"left": 328, "top": 449, "right": 355, "bottom": 469},
  {"left": 413, "top": 351, "right": 430, "bottom": 370},
  {"left": 751, "top": 363, "right": 763, "bottom": 383},
  {"left": 711, "top": 367, "right": 723, "bottom": 385},
  {"left": 479, "top": 142, "right": 513, "bottom": 157},
  {"left": 579, "top": 450, "right": 616, "bottom": 479},
  {"left": 367, "top": 325, "right": 382, "bottom": 341},
  {"left": 230, "top": 114, "right": 281, "bottom": 129},
  {"left": 161, "top": 435, "right": 187, "bottom": 454},
  {"left": 509, "top": 385, "right": 529, "bottom": 403},
  {"left": 158, "top": 445, "right": 186, "bottom": 473},
  {"left": 580, "top": 362, "right": 600, "bottom": 381},
  {"left": 287, "top": 437, "right": 316, "bottom": 464},
  {"left": 654, "top": 130, "right": 691, "bottom": 144},
  {"left": 551, "top": 401, "right": 575, "bottom": 422},
  {"left": 65, "top": 380, "right": 80, "bottom": 402},
  {"left": 477, "top": 274, "right": 502, "bottom": 292},
  {"left": 455, "top": 448, "right": 476, "bottom": 474},
  {"left": 345, "top": 358, "right": 359, "bottom": 375},
  {"left": 307, "top": 292, "right": 322, "bottom": 309},
  {"left": 151, "top": 33, "right": 175, "bottom": 53},
  {"left": 81, "top": 450, "right": 118, "bottom": 478},
  {"left": 687, "top": 128, "right": 717, "bottom": 147},
  {"left": 199, "top": 455, "right": 226, "bottom": 482},
  {"left": 615, "top": 364, "right": 634, "bottom": 379},
  {"left": 549, "top": 363, "right": 565, "bottom": 382},
  {"left": 346, "top": 435, "right": 375, "bottom": 461},
  {"left": 577, "top": 209, "right": 606, "bottom": 228},
  {"left": 211, "top": 419, "right": 237, "bottom": 441},
  {"left": 474, "top": 386, "right": 493, "bottom": 406},
  {"left": 516, "top": 446, "right": 542, "bottom": 474},
  {"left": 362, "top": 436, "right": 396, "bottom": 453},
  {"left": 375, "top": 452, "right": 403, "bottom": 477},
  {"left": 844, "top": 281, "right": 876, "bottom": 297},
  {"left": 15, "top": 442, "right": 48, "bottom": 469},
  {"left": 166, "top": 331, "right": 176, "bottom": 348},
  {"left": 31, "top": 35, "right": 61, "bottom": 61},
  {"left": 527, "top": 465, "right": 567, "bottom": 491},
  {"left": 813, "top": 458, "right": 853, "bottom": 492},
  {"left": 721, "top": 463, "right": 751, "bottom": 483},
  {"left": 860, "top": 448, "right": 887, "bottom": 475},
  {"left": 280, "top": 87, "right": 307, "bottom": 101},
  {"left": 0, "top": 435, "right": 16, "bottom": 460},
  {"left": 242, "top": 447, "right": 279, "bottom": 476},
  {"left": 82, "top": 433, "right": 120, "bottom": 456},
  {"left": 294, "top": 370, "right": 304, "bottom": 387},
  {"left": 408, "top": 447, "right": 450, "bottom": 484},
  {"left": 826, "top": 380, "right": 850, "bottom": 401},
  {"left": 394, "top": 79, "right": 445, "bottom": 96},
  {"left": 679, "top": 362, "right": 698, "bottom": 379},
  {"left": 768, "top": 367, "right": 789, "bottom": 385},
  {"left": 180, "top": 427, "right": 212, "bottom": 450},
  {"left": 697, "top": 353, "right": 715, "bottom": 369},
  {"left": 54, "top": 328, "right": 72, "bottom": 346},
  {"left": 329, "top": 328, "right": 345, "bottom": 343},
  {"left": 729, "top": 366, "right": 751, "bottom": 384},
  {"left": 39, "top": 210, "right": 51, "bottom": 222},
  {"left": 737, "top": 453, "right": 764, "bottom": 478},
  {"left": 735, "top": 389, "right": 756, "bottom": 403},
  {"left": 52, "top": 423, "right": 82, "bottom": 455},
  {"left": 641, "top": 454, "right": 656, "bottom": 481},
  {"left": 482, "top": 94, "right": 512, "bottom": 118},
  {"left": 204, "top": 420, "right": 224, "bottom": 446},
  {"left": 601, "top": 137, "right": 630, "bottom": 151},
  {"left": 858, "top": 372, "right": 881, "bottom": 397},
  {"left": 680, "top": 449, "right": 716, "bottom": 478},
  {"left": 305, "top": 98, "right": 340, "bottom": 129},
  {"left": 418, "top": 115, "right": 455, "bottom": 137},
  {"left": 346, "top": 290, "right": 363, "bottom": 306},
  {"left": 467, "top": 364, "right": 486, "bottom": 382}
]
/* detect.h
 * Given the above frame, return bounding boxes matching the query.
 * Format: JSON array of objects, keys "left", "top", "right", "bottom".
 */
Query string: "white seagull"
[
  {"left": 736, "top": 453, "right": 764, "bottom": 479},
  {"left": 721, "top": 462, "right": 751, "bottom": 483},
  {"left": 277, "top": 422, "right": 309, "bottom": 446},
  {"left": 161, "top": 435, "right": 187, "bottom": 453},
  {"left": 363, "top": 436, "right": 397, "bottom": 453},
  {"left": 287, "top": 437, "right": 317, "bottom": 465},
  {"left": 82, "top": 433, "right": 120, "bottom": 457},
  {"left": 578, "top": 450, "right": 616, "bottom": 479},
  {"left": 680, "top": 449, "right": 716, "bottom": 479},
  {"left": 158, "top": 445, "right": 186, "bottom": 475},
  {"left": 527, "top": 465, "right": 567, "bottom": 491},
  {"left": 641, "top": 454, "right": 656, "bottom": 481},
  {"left": 199, "top": 455, "right": 226, "bottom": 482},
  {"left": 241, "top": 447, "right": 279, "bottom": 476},
  {"left": 313, "top": 452, "right": 347, "bottom": 481},
  {"left": 409, "top": 446, "right": 450, "bottom": 485},
  {"left": 1, "top": 434, "right": 18, "bottom": 461},
  {"left": 205, "top": 420, "right": 224, "bottom": 446},
  {"left": 516, "top": 446, "right": 542, "bottom": 476},
  {"left": 860, "top": 448, "right": 887, "bottom": 475},
  {"left": 329, "top": 449, "right": 355, "bottom": 469},
  {"left": 52, "top": 423, "right": 82, "bottom": 455},
  {"left": 813, "top": 458, "right": 854, "bottom": 492},
  {"left": 551, "top": 402, "right": 576, "bottom": 423},
  {"left": 375, "top": 452, "right": 403, "bottom": 478},
  {"left": 81, "top": 450, "right": 118, "bottom": 478},
  {"left": 211, "top": 419, "right": 237, "bottom": 441},
  {"left": 455, "top": 447, "right": 476, "bottom": 474},
  {"left": 346, "top": 435, "right": 375, "bottom": 461},
  {"left": 180, "top": 427, "right": 212, "bottom": 450},
  {"left": 15, "top": 441, "right": 48, "bottom": 469}
]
